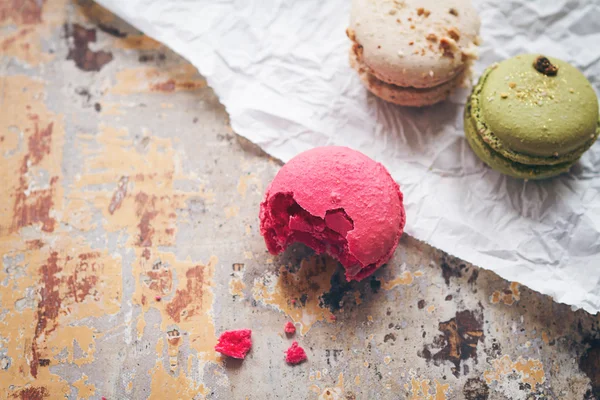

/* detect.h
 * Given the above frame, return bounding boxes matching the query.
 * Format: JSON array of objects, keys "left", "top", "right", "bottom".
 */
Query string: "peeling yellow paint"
[
  {"left": 148, "top": 338, "right": 208, "bottom": 399},
  {"left": 237, "top": 173, "right": 262, "bottom": 199},
  {"left": 426, "top": 305, "right": 435, "bottom": 314},
  {"left": 381, "top": 271, "right": 415, "bottom": 290},
  {"left": 98, "top": 102, "right": 125, "bottom": 116},
  {"left": 114, "top": 34, "right": 164, "bottom": 50},
  {"left": 252, "top": 256, "right": 337, "bottom": 334},
  {"left": 48, "top": 325, "right": 98, "bottom": 366},
  {"left": 407, "top": 377, "right": 449, "bottom": 400},
  {"left": 384, "top": 356, "right": 392, "bottom": 365},
  {"left": 0, "top": 0, "right": 67, "bottom": 65},
  {"left": 134, "top": 251, "right": 219, "bottom": 364},
  {"left": 0, "top": 75, "right": 65, "bottom": 234},
  {"left": 541, "top": 331, "right": 550, "bottom": 345},
  {"left": 229, "top": 278, "right": 246, "bottom": 297},
  {"left": 72, "top": 374, "right": 96, "bottom": 399},
  {"left": 309, "top": 384, "right": 321, "bottom": 394},
  {"left": 490, "top": 282, "right": 521, "bottom": 306},
  {"left": 136, "top": 313, "right": 146, "bottom": 340},
  {"left": 318, "top": 372, "right": 345, "bottom": 400},
  {"left": 224, "top": 205, "right": 240, "bottom": 219},
  {"left": 484, "top": 355, "right": 545, "bottom": 388},
  {"left": 71, "top": 124, "right": 214, "bottom": 247},
  {"left": 111, "top": 64, "right": 206, "bottom": 95},
  {"left": 354, "top": 375, "right": 360, "bottom": 386},
  {"left": 56, "top": 119, "right": 219, "bottom": 391}
]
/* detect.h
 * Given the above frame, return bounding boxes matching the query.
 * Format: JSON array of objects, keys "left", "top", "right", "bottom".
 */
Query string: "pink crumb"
[
  {"left": 285, "top": 341, "right": 307, "bottom": 365},
  {"left": 215, "top": 329, "right": 252, "bottom": 359},
  {"left": 330, "top": 315, "right": 336, "bottom": 321},
  {"left": 155, "top": 296, "right": 161, "bottom": 301},
  {"left": 284, "top": 321, "right": 296, "bottom": 335}
]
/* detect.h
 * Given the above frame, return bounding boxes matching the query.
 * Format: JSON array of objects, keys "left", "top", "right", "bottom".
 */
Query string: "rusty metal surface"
[{"left": 1, "top": 1, "right": 599, "bottom": 399}]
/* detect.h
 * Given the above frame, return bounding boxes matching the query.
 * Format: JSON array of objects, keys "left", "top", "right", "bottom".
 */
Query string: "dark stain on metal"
[
  {"left": 11, "top": 386, "right": 50, "bottom": 400},
  {"left": 165, "top": 264, "right": 205, "bottom": 323},
  {"left": 468, "top": 269, "right": 479, "bottom": 285},
  {"left": 580, "top": 339, "right": 600, "bottom": 398},
  {"left": 38, "top": 359, "right": 50, "bottom": 367},
  {"left": 419, "top": 308, "right": 484, "bottom": 377},
  {"left": 463, "top": 377, "right": 489, "bottom": 400},
  {"left": 75, "top": 87, "right": 92, "bottom": 103},
  {"left": 321, "top": 270, "right": 353, "bottom": 312},
  {"left": 94, "top": 102, "right": 102, "bottom": 112},
  {"left": 418, "top": 299, "right": 425, "bottom": 309},
  {"left": 325, "top": 349, "right": 342, "bottom": 366},
  {"left": 97, "top": 22, "right": 127, "bottom": 38},
  {"left": 440, "top": 256, "right": 465, "bottom": 286},
  {"left": 445, "top": 294, "right": 453, "bottom": 301},
  {"left": 108, "top": 176, "right": 128, "bottom": 214},
  {"left": 139, "top": 53, "right": 166, "bottom": 63},
  {"left": 299, "top": 293, "right": 308, "bottom": 306},
  {"left": 369, "top": 276, "right": 381, "bottom": 293},
  {"left": 31, "top": 252, "right": 61, "bottom": 378},
  {"left": 384, "top": 333, "right": 396, "bottom": 343},
  {"left": 0, "top": 0, "right": 46, "bottom": 25},
  {"left": 65, "top": 23, "right": 113, "bottom": 71}
]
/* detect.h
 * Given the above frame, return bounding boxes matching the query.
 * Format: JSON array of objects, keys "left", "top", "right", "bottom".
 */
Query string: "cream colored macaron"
[{"left": 347, "top": 0, "right": 481, "bottom": 106}]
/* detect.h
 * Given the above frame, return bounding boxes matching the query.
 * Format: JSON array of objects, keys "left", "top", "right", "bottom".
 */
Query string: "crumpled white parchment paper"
[{"left": 96, "top": 0, "right": 600, "bottom": 313}]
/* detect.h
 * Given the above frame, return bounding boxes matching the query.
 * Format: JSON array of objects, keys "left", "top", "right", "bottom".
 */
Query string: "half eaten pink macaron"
[{"left": 259, "top": 146, "right": 405, "bottom": 281}]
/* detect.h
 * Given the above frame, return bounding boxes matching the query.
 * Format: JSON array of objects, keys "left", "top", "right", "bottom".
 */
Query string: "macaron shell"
[
  {"left": 350, "top": 48, "right": 465, "bottom": 106},
  {"left": 480, "top": 54, "right": 600, "bottom": 157},
  {"left": 471, "top": 64, "right": 600, "bottom": 166},
  {"left": 262, "top": 146, "right": 405, "bottom": 268},
  {"left": 464, "top": 103, "right": 572, "bottom": 179},
  {"left": 349, "top": 0, "right": 480, "bottom": 89}
]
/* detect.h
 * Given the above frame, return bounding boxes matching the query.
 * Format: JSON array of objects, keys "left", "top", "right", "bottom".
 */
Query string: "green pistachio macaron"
[{"left": 465, "top": 54, "right": 600, "bottom": 179}]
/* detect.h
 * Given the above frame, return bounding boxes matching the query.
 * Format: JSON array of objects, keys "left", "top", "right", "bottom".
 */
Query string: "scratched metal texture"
[{"left": 0, "top": 1, "right": 599, "bottom": 399}]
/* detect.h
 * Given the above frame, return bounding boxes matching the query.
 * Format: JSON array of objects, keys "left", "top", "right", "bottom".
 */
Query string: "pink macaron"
[{"left": 259, "top": 146, "right": 406, "bottom": 281}]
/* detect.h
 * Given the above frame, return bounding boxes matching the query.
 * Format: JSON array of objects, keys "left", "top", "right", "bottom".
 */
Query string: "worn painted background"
[{"left": 0, "top": 1, "right": 599, "bottom": 399}]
